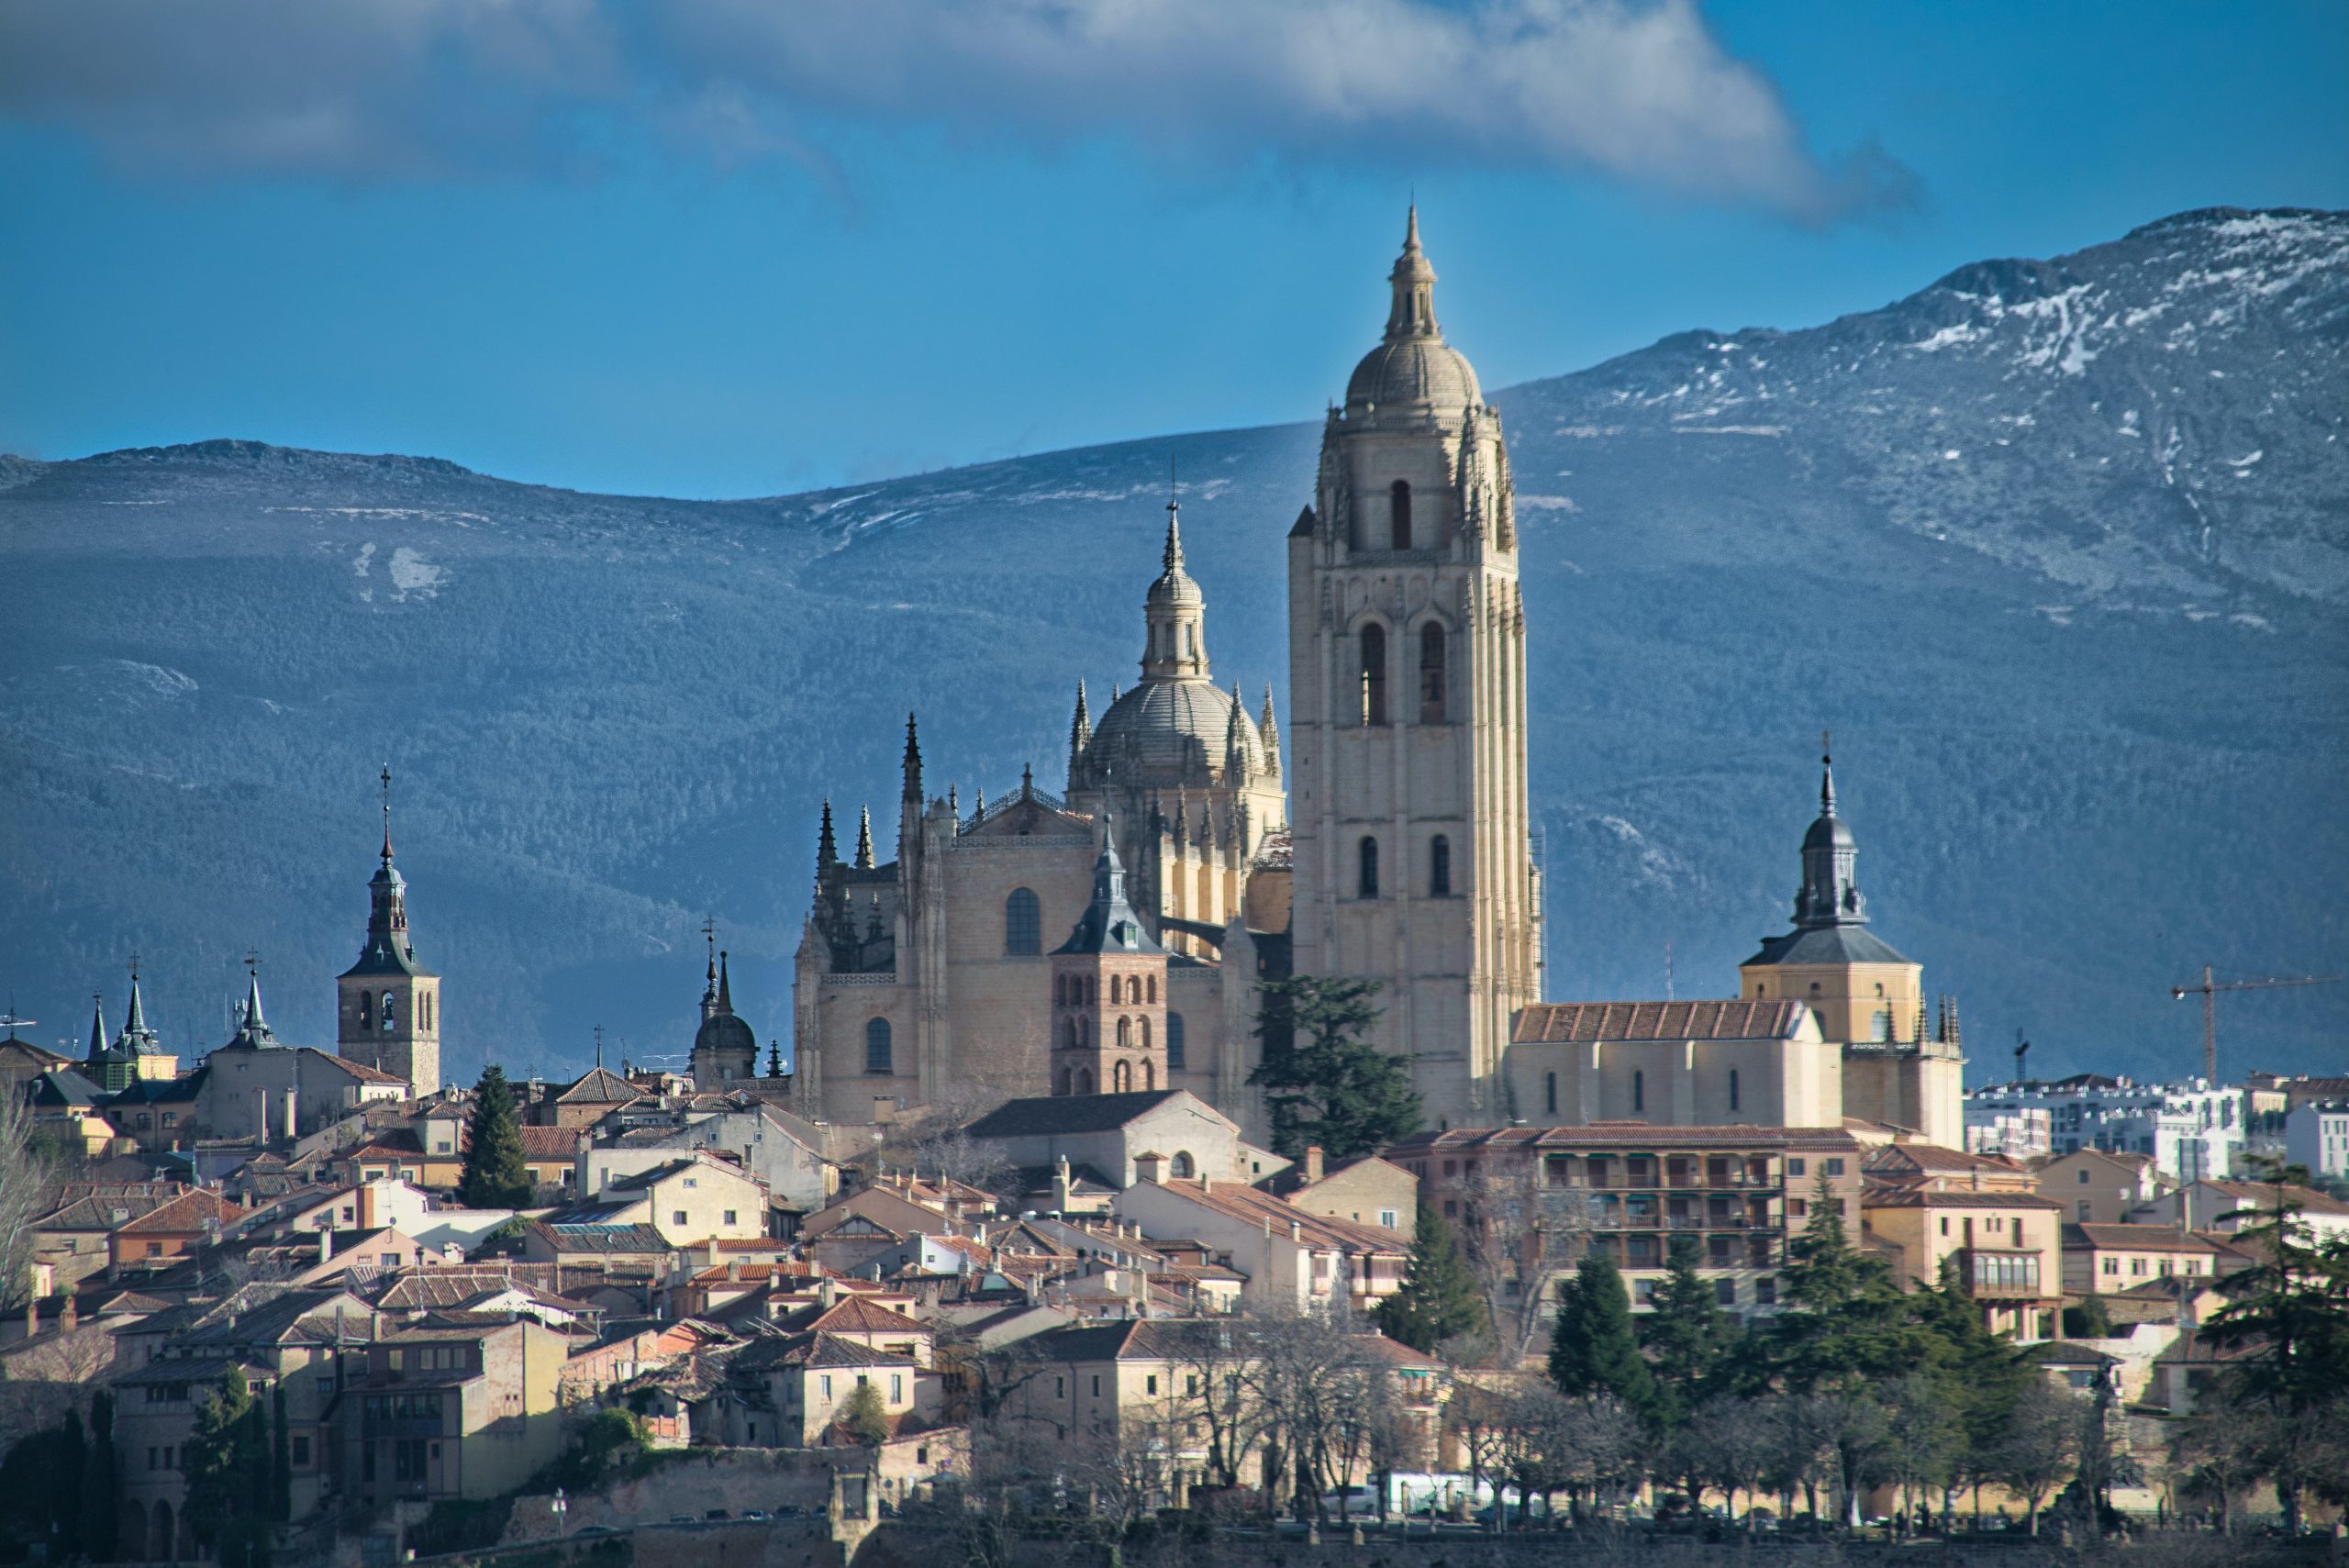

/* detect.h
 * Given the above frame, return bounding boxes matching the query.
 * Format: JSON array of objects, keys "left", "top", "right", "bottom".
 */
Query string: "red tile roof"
[{"left": 1513, "top": 1000, "right": 1808, "bottom": 1044}]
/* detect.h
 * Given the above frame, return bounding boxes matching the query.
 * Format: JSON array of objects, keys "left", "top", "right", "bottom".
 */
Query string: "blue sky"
[{"left": 2, "top": 0, "right": 2343, "bottom": 499}]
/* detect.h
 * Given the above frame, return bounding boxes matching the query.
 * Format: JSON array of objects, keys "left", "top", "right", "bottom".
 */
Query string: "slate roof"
[
  {"left": 1511, "top": 1000, "right": 1809, "bottom": 1044},
  {"left": 38, "top": 1188, "right": 185, "bottom": 1231},
  {"left": 964, "top": 1090, "right": 1182, "bottom": 1139},
  {"left": 530, "top": 1222, "right": 671, "bottom": 1254},
  {"left": 557, "top": 1067, "right": 640, "bottom": 1105},
  {"left": 2063, "top": 1224, "right": 2221, "bottom": 1253},
  {"left": 1742, "top": 926, "right": 1914, "bottom": 967}
]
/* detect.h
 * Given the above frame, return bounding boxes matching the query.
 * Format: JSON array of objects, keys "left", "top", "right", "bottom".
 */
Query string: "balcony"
[
  {"left": 1545, "top": 1173, "right": 1780, "bottom": 1193},
  {"left": 1959, "top": 1248, "right": 2044, "bottom": 1301}
]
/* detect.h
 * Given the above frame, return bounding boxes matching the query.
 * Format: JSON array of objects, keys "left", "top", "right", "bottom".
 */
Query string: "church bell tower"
[
  {"left": 1286, "top": 211, "right": 1541, "bottom": 1121},
  {"left": 338, "top": 767, "right": 441, "bottom": 1099}
]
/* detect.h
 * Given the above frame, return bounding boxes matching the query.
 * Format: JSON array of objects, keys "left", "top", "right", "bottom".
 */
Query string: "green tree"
[
  {"left": 1639, "top": 1235, "right": 1729, "bottom": 1423},
  {"left": 1375, "top": 1202, "right": 1488, "bottom": 1351},
  {"left": 1549, "top": 1256, "right": 1659, "bottom": 1423},
  {"left": 838, "top": 1382, "right": 891, "bottom": 1446},
  {"left": 184, "top": 1368, "right": 271, "bottom": 1568},
  {"left": 1248, "top": 977, "right": 1419, "bottom": 1162},
  {"left": 1765, "top": 1173, "right": 1921, "bottom": 1393},
  {"left": 458, "top": 1065, "right": 534, "bottom": 1208},
  {"left": 83, "top": 1390, "right": 121, "bottom": 1559}
]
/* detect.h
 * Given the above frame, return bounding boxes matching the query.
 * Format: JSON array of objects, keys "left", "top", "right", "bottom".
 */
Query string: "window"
[
  {"left": 2077, "top": 1200, "right": 2092, "bottom": 1220},
  {"left": 1090, "top": 1376, "right": 1101, "bottom": 1397},
  {"left": 1755, "top": 1276, "right": 1777, "bottom": 1307},
  {"left": 1390, "top": 479, "right": 1412, "bottom": 548},
  {"left": 1145, "top": 1375, "right": 1158, "bottom": 1396},
  {"left": 1419, "top": 621, "right": 1446, "bottom": 722},
  {"left": 382, "top": 991, "right": 396, "bottom": 1031},
  {"left": 864, "top": 1018, "right": 893, "bottom": 1074},
  {"left": 1729, "top": 1069, "right": 1741, "bottom": 1112},
  {"left": 821, "top": 1375, "right": 833, "bottom": 1401},
  {"left": 1545, "top": 1072, "right": 1557, "bottom": 1115},
  {"left": 1940, "top": 1217, "right": 1951, "bottom": 1236},
  {"left": 1005, "top": 888, "right": 1042, "bottom": 955},
  {"left": 292, "top": 1436, "right": 311, "bottom": 1467},
  {"left": 1358, "top": 836, "right": 1380, "bottom": 899},
  {"left": 1824, "top": 1158, "right": 1845, "bottom": 1177},
  {"left": 1359, "top": 625, "right": 1387, "bottom": 725},
  {"left": 1170, "top": 1151, "right": 1196, "bottom": 1179},
  {"left": 358, "top": 992, "right": 373, "bottom": 1029},
  {"left": 1166, "top": 1011, "right": 1186, "bottom": 1070},
  {"left": 723, "top": 1209, "right": 738, "bottom": 1226},
  {"left": 891, "top": 1374, "right": 904, "bottom": 1402},
  {"left": 1430, "top": 834, "right": 1451, "bottom": 896},
  {"left": 1787, "top": 1198, "right": 1807, "bottom": 1219},
  {"left": 1117, "top": 1017, "right": 1132, "bottom": 1048},
  {"left": 673, "top": 1212, "right": 687, "bottom": 1228},
  {"left": 1787, "top": 1158, "right": 1807, "bottom": 1178},
  {"left": 1147, "top": 974, "right": 1156, "bottom": 1003},
  {"left": 1713, "top": 1278, "right": 1737, "bottom": 1307},
  {"left": 1633, "top": 1277, "right": 1658, "bottom": 1304},
  {"left": 1632, "top": 1070, "right": 1644, "bottom": 1113}
]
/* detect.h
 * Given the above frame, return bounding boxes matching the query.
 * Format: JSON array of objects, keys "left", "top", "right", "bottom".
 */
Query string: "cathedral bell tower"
[
  {"left": 338, "top": 767, "right": 440, "bottom": 1099},
  {"left": 1286, "top": 210, "right": 1540, "bottom": 1121},
  {"left": 1048, "top": 818, "right": 1169, "bottom": 1096}
]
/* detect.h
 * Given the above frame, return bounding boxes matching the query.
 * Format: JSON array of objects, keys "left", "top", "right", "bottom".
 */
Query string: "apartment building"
[
  {"left": 343, "top": 1315, "right": 569, "bottom": 1503},
  {"left": 1111, "top": 1168, "right": 1408, "bottom": 1311},
  {"left": 2284, "top": 1101, "right": 2349, "bottom": 1178},
  {"left": 1964, "top": 1075, "right": 2243, "bottom": 1180},
  {"left": 2060, "top": 1224, "right": 2222, "bottom": 1294},
  {"left": 1860, "top": 1187, "right": 2065, "bottom": 1340},
  {"left": 2036, "top": 1148, "right": 2175, "bottom": 1223}
]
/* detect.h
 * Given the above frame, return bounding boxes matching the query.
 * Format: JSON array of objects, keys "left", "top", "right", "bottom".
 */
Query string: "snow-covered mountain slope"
[{"left": 2, "top": 208, "right": 2342, "bottom": 1085}]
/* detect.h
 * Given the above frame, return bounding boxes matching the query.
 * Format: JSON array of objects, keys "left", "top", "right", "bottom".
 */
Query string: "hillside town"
[{"left": 6, "top": 212, "right": 2349, "bottom": 1568}]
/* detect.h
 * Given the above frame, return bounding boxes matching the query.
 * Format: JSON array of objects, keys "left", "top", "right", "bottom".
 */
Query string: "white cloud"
[{"left": 0, "top": 0, "right": 1911, "bottom": 221}]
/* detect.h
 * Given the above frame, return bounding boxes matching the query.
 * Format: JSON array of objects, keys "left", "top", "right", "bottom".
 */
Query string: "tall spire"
[
  {"left": 1384, "top": 204, "right": 1440, "bottom": 342},
  {"left": 1223, "top": 681, "right": 1250, "bottom": 779},
  {"left": 1068, "top": 681, "right": 1093, "bottom": 791},
  {"left": 1162, "top": 492, "right": 1186, "bottom": 576},
  {"left": 901, "top": 713, "right": 923, "bottom": 803},
  {"left": 123, "top": 960, "right": 149, "bottom": 1037},
  {"left": 86, "top": 993, "right": 107, "bottom": 1068},
  {"left": 233, "top": 951, "right": 277, "bottom": 1047},
  {"left": 1794, "top": 734, "right": 1865, "bottom": 928},
  {"left": 1820, "top": 729, "right": 1837, "bottom": 817},
  {"left": 702, "top": 915, "right": 719, "bottom": 1005},
  {"left": 1260, "top": 685, "right": 1281, "bottom": 774},
  {"left": 717, "top": 951, "right": 734, "bottom": 1012},
  {"left": 854, "top": 806, "right": 875, "bottom": 870},
  {"left": 1142, "top": 484, "right": 1209, "bottom": 684},
  {"left": 817, "top": 798, "right": 840, "bottom": 873},
  {"left": 380, "top": 762, "right": 395, "bottom": 866}
]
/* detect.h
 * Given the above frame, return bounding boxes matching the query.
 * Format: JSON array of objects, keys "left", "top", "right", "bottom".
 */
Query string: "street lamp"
[{"left": 551, "top": 1487, "right": 568, "bottom": 1540}]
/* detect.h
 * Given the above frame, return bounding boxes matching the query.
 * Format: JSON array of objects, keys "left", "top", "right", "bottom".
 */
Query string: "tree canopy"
[
  {"left": 459, "top": 1064, "right": 533, "bottom": 1208},
  {"left": 1375, "top": 1201, "right": 1487, "bottom": 1352},
  {"left": 1248, "top": 977, "right": 1419, "bottom": 1162}
]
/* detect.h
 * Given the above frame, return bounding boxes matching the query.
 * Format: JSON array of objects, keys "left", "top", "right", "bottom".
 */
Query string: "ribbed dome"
[
  {"left": 1086, "top": 681, "right": 1264, "bottom": 783},
  {"left": 695, "top": 1011, "right": 756, "bottom": 1059},
  {"left": 1802, "top": 813, "right": 1855, "bottom": 851},
  {"left": 1346, "top": 338, "right": 1483, "bottom": 413}
]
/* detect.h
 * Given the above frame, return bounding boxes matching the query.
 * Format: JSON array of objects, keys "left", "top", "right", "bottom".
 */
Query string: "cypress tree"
[
  {"left": 55, "top": 1409, "right": 88, "bottom": 1557},
  {"left": 459, "top": 1065, "right": 533, "bottom": 1208},
  {"left": 83, "top": 1390, "right": 120, "bottom": 1559},
  {"left": 1248, "top": 977, "right": 1420, "bottom": 1162},
  {"left": 1639, "top": 1234, "right": 1729, "bottom": 1423},
  {"left": 1548, "top": 1255, "right": 1659, "bottom": 1421},
  {"left": 1375, "top": 1202, "right": 1487, "bottom": 1351}
]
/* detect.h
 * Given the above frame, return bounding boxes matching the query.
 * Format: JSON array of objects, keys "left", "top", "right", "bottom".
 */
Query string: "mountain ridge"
[{"left": 2, "top": 206, "right": 2343, "bottom": 1090}]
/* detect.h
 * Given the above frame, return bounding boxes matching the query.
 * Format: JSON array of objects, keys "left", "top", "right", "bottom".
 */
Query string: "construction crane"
[{"left": 2169, "top": 966, "right": 2340, "bottom": 1084}]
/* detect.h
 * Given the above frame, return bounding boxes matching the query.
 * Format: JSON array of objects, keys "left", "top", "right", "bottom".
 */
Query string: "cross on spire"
[{"left": 380, "top": 762, "right": 395, "bottom": 864}]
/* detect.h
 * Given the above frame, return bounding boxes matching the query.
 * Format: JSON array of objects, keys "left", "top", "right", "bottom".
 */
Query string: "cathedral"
[{"left": 789, "top": 211, "right": 1962, "bottom": 1146}]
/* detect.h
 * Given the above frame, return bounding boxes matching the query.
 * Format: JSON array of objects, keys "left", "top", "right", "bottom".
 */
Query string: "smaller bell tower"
[
  {"left": 338, "top": 766, "right": 441, "bottom": 1099},
  {"left": 1048, "top": 820, "right": 1169, "bottom": 1096}
]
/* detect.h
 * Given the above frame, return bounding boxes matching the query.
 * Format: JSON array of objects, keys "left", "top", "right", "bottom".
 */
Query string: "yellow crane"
[{"left": 2169, "top": 966, "right": 2340, "bottom": 1083}]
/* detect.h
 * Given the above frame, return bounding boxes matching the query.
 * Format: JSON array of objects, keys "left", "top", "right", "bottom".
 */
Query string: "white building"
[
  {"left": 1965, "top": 1103, "right": 2052, "bottom": 1160},
  {"left": 1963, "top": 1074, "right": 2243, "bottom": 1181},
  {"left": 2284, "top": 1101, "right": 2349, "bottom": 1178}
]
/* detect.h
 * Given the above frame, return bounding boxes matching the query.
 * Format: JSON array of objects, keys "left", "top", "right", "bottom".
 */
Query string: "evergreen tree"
[
  {"left": 837, "top": 1382, "right": 891, "bottom": 1446},
  {"left": 83, "top": 1390, "right": 120, "bottom": 1560},
  {"left": 184, "top": 1368, "right": 271, "bottom": 1568},
  {"left": 1639, "top": 1235, "right": 1729, "bottom": 1423},
  {"left": 458, "top": 1065, "right": 533, "bottom": 1208},
  {"left": 1549, "top": 1255, "right": 1659, "bottom": 1422},
  {"left": 55, "top": 1409, "right": 87, "bottom": 1558},
  {"left": 1766, "top": 1173, "right": 1921, "bottom": 1392},
  {"left": 1375, "top": 1202, "right": 1487, "bottom": 1351},
  {"left": 271, "top": 1380, "right": 293, "bottom": 1521},
  {"left": 2202, "top": 1160, "right": 2349, "bottom": 1409},
  {"left": 1248, "top": 977, "right": 1419, "bottom": 1162}
]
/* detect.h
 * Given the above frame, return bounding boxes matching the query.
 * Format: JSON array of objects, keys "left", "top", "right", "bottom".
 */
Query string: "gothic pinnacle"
[
  {"left": 1260, "top": 685, "right": 1281, "bottom": 772},
  {"left": 1162, "top": 495, "right": 1186, "bottom": 575},
  {"left": 817, "top": 798, "right": 840, "bottom": 873},
  {"left": 901, "top": 713, "right": 923, "bottom": 803},
  {"left": 855, "top": 806, "right": 875, "bottom": 871}
]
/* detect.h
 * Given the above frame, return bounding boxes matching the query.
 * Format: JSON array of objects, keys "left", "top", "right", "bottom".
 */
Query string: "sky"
[{"left": 1, "top": 0, "right": 2343, "bottom": 500}]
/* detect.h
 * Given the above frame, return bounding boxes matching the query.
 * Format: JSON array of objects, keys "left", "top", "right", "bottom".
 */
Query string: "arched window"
[
  {"left": 358, "top": 992, "right": 373, "bottom": 1029},
  {"left": 1171, "top": 1151, "right": 1196, "bottom": 1179},
  {"left": 1730, "top": 1069, "right": 1742, "bottom": 1112},
  {"left": 1143, "top": 1059, "right": 1156, "bottom": 1091},
  {"left": 1117, "top": 1017, "right": 1132, "bottom": 1048},
  {"left": 1146, "top": 974, "right": 1157, "bottom": 1004},
  {"left": 1166, "top": 1012, "right": 1186, "bottom": 1070},
  {"left": 1141, "top": 1018, "right": 1152, "bottom": 1051},
  {"left": 1113, "top": 1060, "right": 1132, "bottom": 1093},
  {"left": 1431, "top": 834, "right": 1452, "bottom": 897},
  {"left": 1358, "top": 836, "right": 1380, "bottom": 899},
  {"left": 1075, "top": 1067, "right": 1094, "bottom": 1095},
  {"left": 1005, "top": 888, "right": 1041, "bottom": 955},
  {"left": 1359, "top": 625, "right": 1388, "bottom": 726},
  {"left": 1390, "top": 479, "right": 1413, "bottom": 549},
  {"left": 1059, "top": 1067, "right": 1074, "bottom": 1096},
  {"left": 1419, "top": 621, "right": 1447, "bottom": 722},
  {"left": 1633, "top": 1069, "right": 1645, "bottom": 1114},
  {"left": 381, "top": 991, "right": 396, "bottom": 1031},
  {"left": 1545, "top": 1072, "right": 1558, "bottom": 1115},
  {"left": 1063, "top": 1016, "right": 1079, "bottom": 1051},
  {"left": 864, "top": 1018, "right": 893, "bottom": 1075}
]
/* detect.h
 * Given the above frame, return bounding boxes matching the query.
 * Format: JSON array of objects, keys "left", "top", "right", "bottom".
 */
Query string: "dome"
[
  {"left": 1085, "top": 681, "right": 1264, "bottom": 784},
  {"left": 1802, "top": 812, "right": 1855, "bottom": 852},
  {"left": 1345, "top": 337, "right": 1483, "bottom": 414},
  {"left": 695, "top": 1011, "right": 756, "bottom": 1060}
]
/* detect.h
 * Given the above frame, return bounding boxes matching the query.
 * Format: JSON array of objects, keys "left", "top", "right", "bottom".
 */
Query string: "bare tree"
[
  {"left": 0, "top": 1089, "right": 56, "bottom": 1313},
  {"left": 1990, "top": 1378, "right": 2082, "bottom": 1536},
  {"left": 1753, "top": 1390, "right": 1838, "bottom": 1528},
  {"left": 1875, "top": 1372, "right": 1964, "bottom": 1535},
  {"left": 1453, "top": 1160, "right": 1587, "bottom": 1365},
  {"left": 1165, "top": 1318, "right": 1272, "bottom": 1493},
  {"left": 1682, "top": 1395, "right": 1774, "bottom": 1524},
  {"left": 1240, "top": 1304, "right": 1383, "bottom": 1522}
]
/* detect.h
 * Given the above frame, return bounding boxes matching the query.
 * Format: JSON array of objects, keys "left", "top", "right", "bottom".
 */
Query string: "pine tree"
[
  {"left": 837, "top": 1382, "right": 891, "bottom": 1446},
  {"left": 83, "top": 1390, "right": 120, "bottom": 1559},
  {"left": 1548, "top": 1255, "right": 1659, "bottom": 1422},
  {"left": 54, "top": 1409, "right": 87, "bottom": 1558},
  {"left": 184, "top": 1368, "right": 270, "bottom": 1568},
  {"left": 1375, "top": 1202, "right": 1487, "bottom": 1351},
  {"left": 1248, "top": 977, "right": 1420, "bottom": 1162},
  {"left": 1639, "top": 1235, "right": 1728, "bottom": 1423},
  {"left": 459, "top": 1065, "right": 534, "bottom": 1209}
]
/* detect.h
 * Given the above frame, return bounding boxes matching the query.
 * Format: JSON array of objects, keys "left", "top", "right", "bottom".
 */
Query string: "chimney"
[
  {"left": 1289, "top": 1218, "right": 1303, "bottom": 1242},
  {"left": 319, "top": 1228, "right": 334, "bottom": 1264},
  {"left": 1302, "top": 1145, "right": 1324, "bottom": 1184},
  {"left": 818, "top": 1278, "right": 837, "bottom": 1309},
  {"left": 60, "top": 1294, "right": 77, "bottom": 1333},
  {"left": 706, "top": 1239, "right": 721, "bottom": 1268}
]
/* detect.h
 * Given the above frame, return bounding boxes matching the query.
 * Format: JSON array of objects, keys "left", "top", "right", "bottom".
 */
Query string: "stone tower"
[
  {"left": 1048, "top": 821, "right": 1170, "bottom": 1096},
  {"left": 689, "top": 929, "right": 759, "bottom": 1088},
  {"left": 1286, "top": 209, "right": 1541, "bottom": 1123},
  {"left": 1739, "top": 744, "right": 1964, "bottom": 1144},
  {"left": 338, "top": 768, "right": 440, "bottom": 1099}
]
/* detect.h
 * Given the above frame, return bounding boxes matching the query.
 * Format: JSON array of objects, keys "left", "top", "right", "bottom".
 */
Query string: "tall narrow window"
[
  {"left": 1114, "top": 1061, "right": 1132, "bottom": 1093},
  {"left": 1431, "top": 835, "right": 1452, "bottom": 896},
  {"left": 1005, "top": 887, "right": 1041, "bottom": 955},
  {"left": 1730, "top": 1069, "right": 1742, "bottom": 1112},
  {"left": 381, "top": 992, "right": 396, "bottom": 1031},
  {"left": 1359, "top": 625, "right": 1387, "bottom": 726},
  {"left": 864, "top": 1018, "right": 893, "bottom": 1075},
  {"left": 1117, "top": 1017, "right": 1132, "bottom": 1048},
  {"left": 1146, "top": 974, "right": 1157, "bottom": 1004},
  {"left": 1166, "top": 1012, "right": 1186, "bottom": 1070},
  {"left": 423, "top": 993, "right": 433, "bottom": 1030},
  {"left": 1140, "top": 1018, "right": 1152, "bottom": 1050},
  {"left": 358, "top": 992, "right": 373, "bottom": 1029},
  {"left": 1419, "top": 621, "right": 1447, "bottom": 722},
  {"left": 1633, "top": 1069, "right": 1645, "bottom": 1113},
  {"left": 1390, "top": 480, "right": 1413, "bottom": 549},
  {"left": 1358, "top": 837, "right": 1380, "bottom": 899},
  {"left": 1545, "top": 1072, "right": 1558, "bottom": 1115}
]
